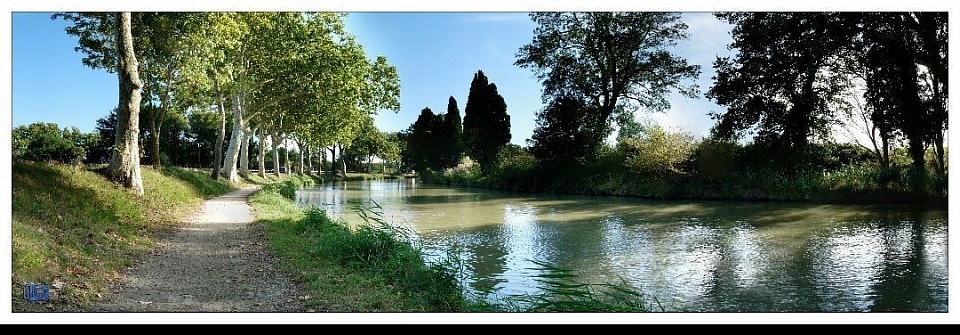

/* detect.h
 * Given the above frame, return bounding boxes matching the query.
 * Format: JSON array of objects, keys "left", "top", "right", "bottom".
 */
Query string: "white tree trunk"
[
  {"left": 239, "top": 125, "right": 254, "bottom": 178},
  {"left": 340, "top": 144, "right": 347, "bottom": 176},
  {"left": 284, "top": 136, "right": 291, "bottom": 176},
  {"left": 305, "top": 143, "right": 312, "bottom": 175},
  {"left": 319, "top": 147, "right": 326, "bottom": 174},
  {"left": 221, "top": 94, "right": 245, "bottom": 183},
  {"left": 258, "top": 126, "right": 267, "bottom": 178},
  {"left": 108, "top": 12, "right": 144, "bottom": 195},
  {"left": 328, "top": 147, "right": 336, "bottom": 175},
  {"left": 272, "top": 131, "right": 281, "bottom": 177}
]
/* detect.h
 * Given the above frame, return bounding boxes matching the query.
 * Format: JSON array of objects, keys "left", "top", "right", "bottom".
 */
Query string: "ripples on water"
[{"left": 296, "top": 180, "right": 948, "bottom": 312}]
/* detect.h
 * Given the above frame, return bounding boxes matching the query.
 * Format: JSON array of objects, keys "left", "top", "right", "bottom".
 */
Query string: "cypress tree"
[
  {"left": 463, "top": 70, "right": 511, "bottom": 173},
  {"left": 441, "top": 96, "right": 464, "bottom": 168}
]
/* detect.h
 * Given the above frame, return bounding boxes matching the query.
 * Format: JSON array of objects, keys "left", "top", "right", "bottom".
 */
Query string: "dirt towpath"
[{"left": 88, "top": 186, "right": 307, "bottom": 312}]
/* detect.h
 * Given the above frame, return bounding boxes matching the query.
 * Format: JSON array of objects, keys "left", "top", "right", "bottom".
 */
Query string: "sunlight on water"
[
  {"left": 810, "top": 223, "right": 886, "bottom": 311},
  {"left": 296, "top": 180, "right": 948, "bottom": 312}
]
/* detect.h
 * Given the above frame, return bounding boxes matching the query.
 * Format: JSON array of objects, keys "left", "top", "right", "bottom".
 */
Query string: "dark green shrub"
[{"left": 13, "top": 122, "right": 88, "bottom": 164}]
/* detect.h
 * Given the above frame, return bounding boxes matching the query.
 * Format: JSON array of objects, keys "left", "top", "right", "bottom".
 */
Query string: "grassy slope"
[
  {"left": 11, "top": 162, "right": 236, "bottom": 311},
  {"left": 249, "top": 176, "right": 426, "bottom": 312},
  {"left": 246, "top": 183, "right": 400, "bottom": 312}
]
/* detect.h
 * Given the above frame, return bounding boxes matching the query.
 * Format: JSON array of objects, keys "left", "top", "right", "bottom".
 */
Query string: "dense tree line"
[
  {"left": 36, "top": 12, "right": 401, "bottom": 193},
  {"left": 402, "top": 70, "right": 512, "bottom": 174},
  {"left": 707, "top": 12, "right": 947, "bottom": 190},
  {"left": 403, "top": 96, "right": 466, "bottom": 172},
  {"left": 21, "top": 11, "right": 947, "bottom": 199},
  {"left": 430, "top": 11, "right": 946, "bottom": 202}
]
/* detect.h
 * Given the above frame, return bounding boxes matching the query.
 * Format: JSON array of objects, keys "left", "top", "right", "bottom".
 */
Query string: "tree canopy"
[
  {"left": 516, "top": 12, "right": 700, "bottom": 151},
  {"left": 56, "top": 12, "right": 400, "bottom": 184},
  {"left": 708, "top": 12, "right": 948, "bottom": 180}
]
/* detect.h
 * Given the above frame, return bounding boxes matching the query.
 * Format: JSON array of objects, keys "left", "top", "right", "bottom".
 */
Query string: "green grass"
[
  {"left": 250, "top": 179, "right": 466, "bottom": 312},
  {"left": 11, "top": 161, "right": 238, "bottom": 311},
  {"left": 160, "top": 166, "right": 235, "bottom": 199}
]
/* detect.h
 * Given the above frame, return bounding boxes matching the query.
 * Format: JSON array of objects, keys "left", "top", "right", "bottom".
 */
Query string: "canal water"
[{"left": 295, "top": 179, "right": 948, "bottom": 312}]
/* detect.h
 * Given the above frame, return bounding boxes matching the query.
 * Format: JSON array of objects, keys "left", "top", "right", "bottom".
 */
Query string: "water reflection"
[{"left": 295, "top": 180, "right": 948, "bottom": 312}]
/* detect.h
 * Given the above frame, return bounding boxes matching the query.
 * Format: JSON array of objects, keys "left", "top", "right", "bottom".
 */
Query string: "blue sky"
[{"left": 10, "top": 11, "right": 735, "bottom": 146}]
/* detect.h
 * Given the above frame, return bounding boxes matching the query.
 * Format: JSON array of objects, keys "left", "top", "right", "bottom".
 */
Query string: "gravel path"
[{"left": 88, "top": 187, "right": 307, "bottom": 312}]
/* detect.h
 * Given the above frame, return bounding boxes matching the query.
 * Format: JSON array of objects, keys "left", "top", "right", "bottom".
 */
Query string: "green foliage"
[
  {"left": 342, "top": 118, "right": 399, "bottom": 173},
  {"left": 403, "top": 102, "right": 466, "bottom": 173},
  {"left": 809, "top": 142, "right": 877, "bottom": 171},
  {"left": 689, "top": 137, "right": 739, "bottom": 179},
  {"left": 861, "top": 13, "right": 940, "bottom": 178},
  {"left": 259, "top": 174, "right": 317, "bottom": 200},
  {"left": 439, "top": 96, "right": 465, "bottom": 168},
  {"left": 51, "top": 13, "right": 117, "bottom": 71},
  {"left": 187, "top": 109, "right": 227, "bottom": 167},
  {"left": 516, "top": 12, "right": 699, "bottom": 143},
  {"left": 404, "top": 107, "right": 446, "bottom": 171},
  {"left": 486, "top": 145, "right": 542, "bottom": 191},
  {"left": 529, "top": 96, "right": 606, "bottom": 167},
  {"left": 709, "top": 12, "right": 947, "bottom": 181},
  {"left": 441, "top": 121, "right": 946, "bottom": 203},
  {"left": 436, "top": 157, "right": 483, "bottom": 188},
  {"left": 13, "top": 122, "right": 89, "bottom": 165},
  {"left": 708, "top": 13, "right": 858, "bottom": 149},
  {"left": 619, "top": 125, "right": 697, "bottom": 175},
  {"left": 462, "top": 70, "right": 511, "bottom": 173}
]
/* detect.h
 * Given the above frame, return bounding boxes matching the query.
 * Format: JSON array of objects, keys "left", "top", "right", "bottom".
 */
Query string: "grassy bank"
[
  {"left": 432, "top": 160, "right": 947, "bottom": 207},
  {"left": 249, "top": 176, "right": 658, "bottom": 312},
  {"left": 11, "top": 162, "right": 237, "bottom": 311},
  {"left": 249, "top": 175, "right": 468, "bottom": 312}
]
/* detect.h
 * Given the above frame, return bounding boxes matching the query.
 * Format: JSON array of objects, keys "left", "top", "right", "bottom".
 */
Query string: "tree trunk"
[
  {"left": 148, "top": 70, "right": 170, "bottom": 171},
  {"left": 297, "top": 140, "right": 305, "bottom": 175},
  {"left": 258, "top": 126, "right": 267, "bottom": 179},
  {"left": 880, "top": 133, "right": 891, "bottom": 172},
  {"left": 305, "top": 143, "right": 312, "bottom": 176},
  {"left": 340, "top": 144, "right": 347, "bottom": 176},
  {"left": 154, "top": 66, "right": 174, "bottom": 170},
  {"left": 284, "top": 135, "right": 291, "bottom": 176},
  {"left": 272, "top": 131, "right": 281, "bottom": 177},
  {"left": 211, "top": 80, "right": 226, "bottom": 180},
  {"left": 320, "top": 146, "right": 326, "bottom": 174},
  {"left": 328, "top": 146, "right": 336, "bottom": 175},
  {"left": 240, "top": 125, "right": 253, "bottom": 178},
  {"left": 221, "top": 94, "right": 245, "bottom": 183},
  {"left": 148, "top": 106, "right": 161, "bottom": 170},
  {"left": 108, "top": 12, "right": 144, "bottom": 195},
  {"left": 934, "top": 131, "right": 945, "bottom": 175}
]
